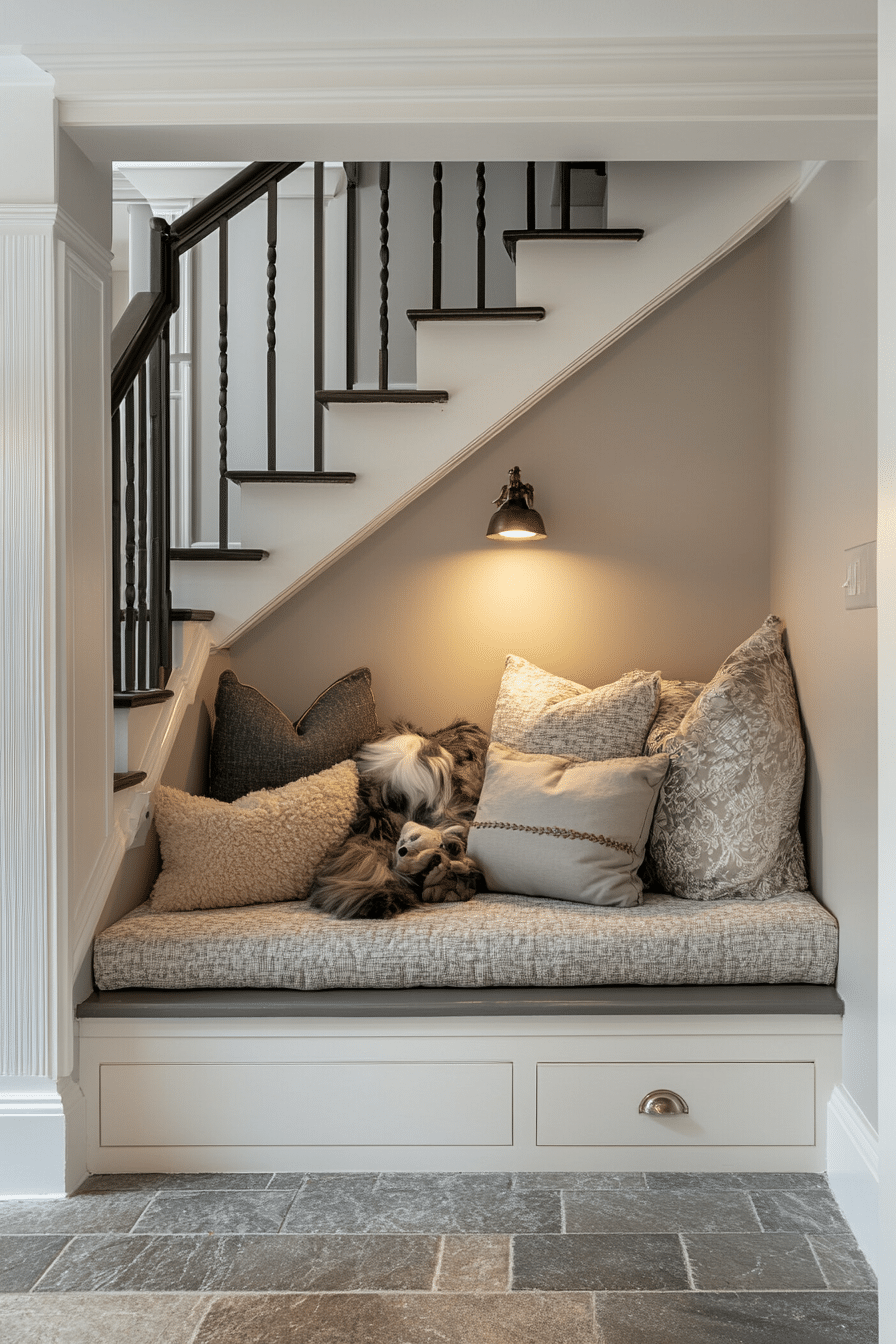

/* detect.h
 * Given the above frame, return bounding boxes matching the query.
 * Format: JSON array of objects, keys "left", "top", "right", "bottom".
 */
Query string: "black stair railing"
[{"left": 111, "top": 162, "right": 302, "bottom": 698}]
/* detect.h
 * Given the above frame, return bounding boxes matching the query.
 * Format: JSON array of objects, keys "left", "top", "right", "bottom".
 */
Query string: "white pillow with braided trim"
[{"left": 467, "top": 743, "right": 670, "bottom": 907}]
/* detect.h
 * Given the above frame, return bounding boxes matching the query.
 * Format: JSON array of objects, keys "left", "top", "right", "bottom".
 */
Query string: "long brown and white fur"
[{"left": 308, "top": 719, "right": 488, "bottom": 920}]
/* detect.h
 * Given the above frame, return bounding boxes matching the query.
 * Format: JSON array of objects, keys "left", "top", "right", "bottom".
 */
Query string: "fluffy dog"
[
  {"left": 309, "top": 820, "right": 483, "bottom": 921},
  {"left": 349, "top": 719, "right": 488, "bottom": 846},
  {"left": 308, "top": 720, "right": 488, "bottom": 920}
]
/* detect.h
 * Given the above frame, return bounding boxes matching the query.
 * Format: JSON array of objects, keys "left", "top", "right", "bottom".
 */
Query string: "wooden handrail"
[{"left": 168, "top": 162, "right": 303, "bottom": 255}]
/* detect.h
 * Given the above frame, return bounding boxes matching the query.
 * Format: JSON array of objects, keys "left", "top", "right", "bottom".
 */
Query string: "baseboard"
[{"left": 827, "top": 1084, "right": 879, "bottom": 1273}]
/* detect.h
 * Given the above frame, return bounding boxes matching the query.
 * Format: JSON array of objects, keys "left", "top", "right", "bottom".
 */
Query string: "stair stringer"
[{"left": 172, "top": 160, "right": 801, "bottom": 649}]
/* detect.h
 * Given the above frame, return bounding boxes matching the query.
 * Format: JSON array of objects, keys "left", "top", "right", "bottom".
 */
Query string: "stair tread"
[
  {"left": 316, "top": 389, "right": 449, "bottom": 407},
  {"left": 503, "top": 227, "right": 645, "bottom": 261},
  {"left": 225, "top": 470, "right": 356, "bottom": 484},
  {"left": 407, "top": 306, "right": 546, "bottom": 328},
  {"left": 171, "top": 608, "right": 214, "bottom": 622},
  {"left": 171, "top": 548, "right": 269, "bottom": 561},
  {"left": 113, "top": 690, "right": 174, "bottom": 709},
  {"left": 113, "top": 771, "right": 148, "bottom": 792}
]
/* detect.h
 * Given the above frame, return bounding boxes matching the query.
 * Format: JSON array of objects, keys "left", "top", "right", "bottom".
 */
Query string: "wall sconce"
[{"left": 487, "top": 466, "right": 547, "bottom": 540}]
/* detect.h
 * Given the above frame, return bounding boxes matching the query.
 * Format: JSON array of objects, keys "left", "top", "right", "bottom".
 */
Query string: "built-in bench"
[{"left": 77, "top": 976, "right": 843, "bottom": 1177}]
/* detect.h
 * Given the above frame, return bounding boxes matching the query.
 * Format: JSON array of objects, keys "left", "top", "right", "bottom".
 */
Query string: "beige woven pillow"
[
  {"left": 467, "top": 743, "right": 670, "bottom": 907},
  {"left": 647, "top": 616, "right": 808, "bottom": 901},
  {"left": 150, "top": 761, "right": 358, "bottom": 912},
  {"left": 490, "top": 655, "right": 661, "bottom": 760}
]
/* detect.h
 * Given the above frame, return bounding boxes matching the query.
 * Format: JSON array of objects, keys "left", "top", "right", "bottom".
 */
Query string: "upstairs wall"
[{"left": 230, "top": 226, "right": 773, "bottom": 725}]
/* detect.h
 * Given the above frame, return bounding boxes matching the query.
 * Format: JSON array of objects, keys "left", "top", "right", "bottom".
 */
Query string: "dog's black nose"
[{"left": 397, "top": 846, "right": 408, "bottom": 857}]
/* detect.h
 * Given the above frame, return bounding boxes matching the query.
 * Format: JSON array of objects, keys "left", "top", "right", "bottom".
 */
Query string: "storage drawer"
[
  {"left": 537, "top": 1062, "right": 814, "bottom": 1147},
  {"left": 100, "top": 1061, "right": 513, "bottom": 1147}
]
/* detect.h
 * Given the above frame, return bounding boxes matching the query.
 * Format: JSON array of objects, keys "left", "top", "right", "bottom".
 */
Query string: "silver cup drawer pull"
[{"left": 639, "top": 1090, "right": 689, "bottom": 1116}]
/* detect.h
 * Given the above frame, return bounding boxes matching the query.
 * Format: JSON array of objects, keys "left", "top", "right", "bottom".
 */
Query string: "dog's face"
[{"left": 395, "top": 822, "right": 466, "bottom": 866}]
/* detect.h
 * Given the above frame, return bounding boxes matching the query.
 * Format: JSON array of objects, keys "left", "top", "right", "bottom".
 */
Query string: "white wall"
[
  {"left": 766, "top": 158, "right": 878, "bottom": 1264},
  {"left": 768, "top": 161, "right": 878, "bottom": 1126}
]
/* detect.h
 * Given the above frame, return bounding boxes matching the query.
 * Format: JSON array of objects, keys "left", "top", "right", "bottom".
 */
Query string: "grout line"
[
  {"left": 746, "top": 1195, "right": 766, "bottom": 1232},
  {"left": 431, "top": 1234, "right": 446, "bottom": 1292},
  {"left": 185, "top": 1294, "right": 218, "bottom": 1344},
  {"left": 126, "top": 1190, "right": 161, "bottom": 1234},
  {"left": 678, "top": 1232, "right": 697, "bottom": 1291},
  {"left": 806, "top": 1233, "right": 833, "bottom": 1289},
  {"left": 275, "top": 1188, "right": 302, "bottom": 1234},
  {"left": 26, "top": 1235, "right": 77, "bottom": 1293}
]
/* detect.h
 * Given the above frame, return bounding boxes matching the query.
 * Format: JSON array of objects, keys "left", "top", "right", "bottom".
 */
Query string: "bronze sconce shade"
[{"left": 487, "top": 466, "right": 547, "bottom": 540}]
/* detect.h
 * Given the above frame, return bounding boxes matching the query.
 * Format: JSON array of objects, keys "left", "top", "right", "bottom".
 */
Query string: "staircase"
[{"left": 109, "top": 156, "right": 801, "bottom": 763}]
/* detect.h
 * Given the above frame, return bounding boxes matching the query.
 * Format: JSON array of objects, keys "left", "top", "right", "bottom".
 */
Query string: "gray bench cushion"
[{"left": 93, "top": 890, "right": 837, "bottom": 992}]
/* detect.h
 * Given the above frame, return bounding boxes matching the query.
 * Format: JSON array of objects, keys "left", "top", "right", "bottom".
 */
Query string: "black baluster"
[
  {"left": 111, "top": 406, "right": 122, "bottom": 694},
  {"left": 314, "top": 161, "right": 324, "bottom": 472},
  {"left": 266, "top": 182, "right": 277, "bottom": 471},
  {"left": 123, "top": 385, "right": 137, "bottom": 692},
  {"left": 345, "top": 163, "right": 359, "bottom": 390},
  {"left": 476, "top": 162, "right": 486, "bottom": 310},
  {"left": 526, "top": 162, "right": 536, "bottom": 231},
  {"left": 218, "top": 221, "right": 229, "bottom": 547},
  {"left": 158, "top": 321, "right": 173, "bottom": 687},
  {"left": 136, "top": 364, "right": 148, "bottom": 688},
  {"left": 148, "top": 341, "right": 163, "bottom": 691},
  {"left": 432, "top": 162, "right": 443, "bottom": 310},
  {"left": 378, "top": 161, "right": 390, "bottom": 391},
  {"left": 560, "top": 162, "right": 571, "bottom": 232}
]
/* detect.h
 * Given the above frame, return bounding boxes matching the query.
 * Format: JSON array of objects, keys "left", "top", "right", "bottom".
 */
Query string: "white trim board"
[
  {"left": 827, "top": 1084, "right": 880, "bottom": 1274},
  {"left": 70, "top": 621, "right": 212, "bottom": 974}
]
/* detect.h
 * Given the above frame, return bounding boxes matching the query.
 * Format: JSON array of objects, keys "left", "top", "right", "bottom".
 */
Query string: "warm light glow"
[{"left": 494, "top": 528, "right": 539, "bottom": 539}]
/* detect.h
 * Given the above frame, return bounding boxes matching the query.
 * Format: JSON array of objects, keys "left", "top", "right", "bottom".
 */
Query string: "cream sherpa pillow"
[{"left": 150, "top": 760, "right": 359, "bottom": 912}]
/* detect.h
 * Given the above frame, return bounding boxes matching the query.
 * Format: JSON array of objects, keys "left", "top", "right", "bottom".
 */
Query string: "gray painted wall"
[
  {"left": 768, "top": 159, "right": 878, "bottom": 1128},
  {"left": 231, "top": 226, "right": 773, "bottom": 728}
]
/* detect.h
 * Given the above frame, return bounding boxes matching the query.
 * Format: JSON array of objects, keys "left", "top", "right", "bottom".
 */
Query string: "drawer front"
[
  {"left": 537, "top": 1062, "right": 814, "bottom": 1147},
  {"left": 100, "top": 1061, "right": 513, "bottom": 1147}
]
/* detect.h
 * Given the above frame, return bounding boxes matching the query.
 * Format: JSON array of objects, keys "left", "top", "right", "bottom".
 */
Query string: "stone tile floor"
[{"left": 0, "top": 1171, "right": 877, "bottom": 1342}]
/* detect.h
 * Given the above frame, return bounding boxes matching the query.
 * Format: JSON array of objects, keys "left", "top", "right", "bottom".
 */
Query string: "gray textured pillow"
[
  {"left": 646, "top": 616, "right": 808, "bottom": 901},
  {"left": 467, "top": 743, "right": 670, "bottom": 907},
  {"left": 209, "top": 668, "right": 378, "bottom": 803},
  {"left": 490, "top": 655, "right": 660, "bottom": 760}
]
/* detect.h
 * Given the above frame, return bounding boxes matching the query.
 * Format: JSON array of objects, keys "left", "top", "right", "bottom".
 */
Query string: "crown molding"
[
  {"left": 23, "top": 34, "right": 878, "bottom": 74},
  {"left": 23, "top": 34, "right": 874, "bottom": 128}
]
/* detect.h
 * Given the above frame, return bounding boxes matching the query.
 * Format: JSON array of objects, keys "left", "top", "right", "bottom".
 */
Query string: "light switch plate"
[{"left": 844, "top": 541, "right": 876, "bottom": 610}]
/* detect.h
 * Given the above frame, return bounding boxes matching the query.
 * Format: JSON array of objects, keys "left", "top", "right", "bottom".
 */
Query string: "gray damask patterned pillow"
[
  {"left": 645, "top": 679, "right": 705, "bottom": 754},
  {"left": 646, "top": 616, "right": 808, "bottom": 900},
  {"left": 490, "top": 655, "right": 661, "bottom": 761}
]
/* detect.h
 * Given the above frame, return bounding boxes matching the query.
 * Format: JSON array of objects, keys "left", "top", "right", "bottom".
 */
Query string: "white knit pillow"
[
  {"left": 490, "top": 655, "right": 661, "bottom": 760},
  {"left": 150, "top": 761, "right": 358, "bottom": 912}
]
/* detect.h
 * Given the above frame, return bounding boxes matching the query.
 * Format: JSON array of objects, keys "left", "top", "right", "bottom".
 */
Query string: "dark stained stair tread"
[
  {"left": 407, "top": 306, "right": 546, "bottom": 328},
  {"left": 112, "top": 771, "right": 148, "bottom": 792},
  {"left": 113, "top": 690, "right": 174, "bottom": 709},
  {"left": 170, "top": 548, "right": 269, "bottom": 561},
  {"left": 503, "top": 227, "right": 645, "bottom": 260},
  {"left": 316, "top": 389, "right": 449, "bottom": 407},
  {"left": 225, "top": 471, "right": 356, "bottom": 484},
  {"left": 171, "top": 609, "right": 215, "bottom": 622}
]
